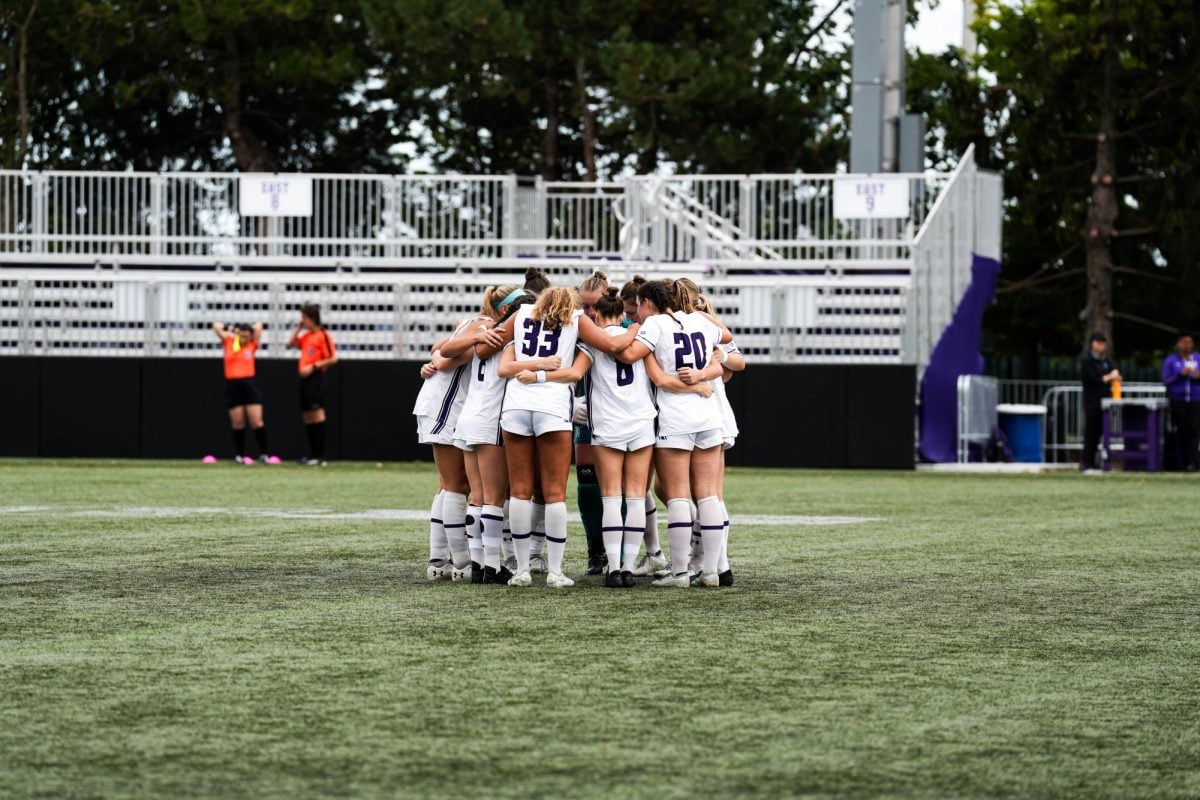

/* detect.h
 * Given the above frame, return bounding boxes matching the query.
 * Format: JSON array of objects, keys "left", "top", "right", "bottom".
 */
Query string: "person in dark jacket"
[
  {"left": 1080, "top": 331, "right": 1121, "bottom": 471},
  {"left": 1162, "top": 333, "right": 1200, "bottom": 471}
]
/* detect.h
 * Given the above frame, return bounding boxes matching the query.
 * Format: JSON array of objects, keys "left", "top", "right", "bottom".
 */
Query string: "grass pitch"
[{"left": 1, "top": 459, "right": 1198, "bottom": 799}]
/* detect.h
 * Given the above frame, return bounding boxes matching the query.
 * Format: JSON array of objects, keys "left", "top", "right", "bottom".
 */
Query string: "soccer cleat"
[
  {"left": 233, "top": 454, "right": 244, "bottom": 465},
  {"left": 529, "top": 554, "right": 547, "bottom": 574},
  {"left": 602, "top": 570, "right": 623, "bottom": 588},
  {"left": 630, "top": 550, "right": 668, "bottom": 577},
  {"left": 546, "top": 572, "right": 575, "bottom": 588},
  {"left": 426, "top": 559, "right": 450, "bottom": 581},
  {"left": 651, "top": 572, "right": 691, "bottom": 588},
  {"left": 503, "top": 556, "right": 518, "bottom": 573},
  {"left": 482, "top": 565, "right": 514, "bottom": 585},
  {"left": 260, "top": 454, "right": 283, "bottom": 465},
  {"left": 507, "top": 570, "right": 532, "bottom": 587},
  {"left": 470, "top": 562, "right": 485, "bottom": 585},
  {"left": 696, "top": 571, "right": 721, "bottom": 588},
  {"left": 451, "top": 563, "right": 474, "bottom": 582},
  {"left": 718, "top": 569, "right": 734, "bottom": 587},
  {"left": 586, "top": 553, "right": 607, "bottom": 575},
  {"left": 621, "top": 570, "right": 636, "bottom": 588}
]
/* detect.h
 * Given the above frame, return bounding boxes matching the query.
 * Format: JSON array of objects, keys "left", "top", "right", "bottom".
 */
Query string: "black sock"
[
  {"left": 305, "top": 423, "right": 319, "bottom": 459},
  {"left": 232, "top": 427, "right": 246, "bottom": 457},
  {"left": 253, "top": 426, "right": 268, "bottom": 456},
  {"left": 313, "top": 421, "right": 326, "bottom": 459}
]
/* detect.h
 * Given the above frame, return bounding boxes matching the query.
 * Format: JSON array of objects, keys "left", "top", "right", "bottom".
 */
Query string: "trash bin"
[{"left": 997, "top": 403, "right": 1046, "bottom": 463}]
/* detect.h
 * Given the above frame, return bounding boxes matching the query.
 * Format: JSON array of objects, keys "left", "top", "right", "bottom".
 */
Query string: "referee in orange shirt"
[
  {"left": 287, "top": 303, "right": 338, "bottom": 466},
  {"left": 213, "top": 321, "right": 276, "bottom": 463}
]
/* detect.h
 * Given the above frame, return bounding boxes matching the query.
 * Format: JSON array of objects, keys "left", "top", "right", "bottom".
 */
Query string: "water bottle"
[{"left": 1111, "top": 378, "right": 1122, "bottom": 400}]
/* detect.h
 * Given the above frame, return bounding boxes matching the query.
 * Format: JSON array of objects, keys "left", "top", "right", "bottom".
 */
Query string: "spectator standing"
[
  {"left": 1080, "top": 331, "right": 1120, "bottom": 471},
  {"left": 1162, "top": 333, "right": 1200, "bottom": 471}
]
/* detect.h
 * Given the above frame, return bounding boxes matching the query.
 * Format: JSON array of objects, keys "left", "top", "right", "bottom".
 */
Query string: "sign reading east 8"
[
  {"left": 833, "top": 177, "right": 911, "bottom": 219},
  {"left": 238, "top": 176, "right": 314, "bottom": 217}
]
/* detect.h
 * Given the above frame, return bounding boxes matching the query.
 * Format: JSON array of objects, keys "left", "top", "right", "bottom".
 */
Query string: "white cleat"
[
  {"left": 630, "top": 551, "right": 668, "bottom": 577},
  {"left": 696, "top": 571, "right": 721, "bottom": 588},
  {"left": 546, "top": 571, "right": 575, "bottom": 588},
  {"left": 529, "top": 554, "right": 547, "bottom": 574},
  {"left": 451, "top": 563, "right": 474, "bottom": 582},
  {"left": 651, "top": 573, "right": 691, "bottom": 588},
  {"left": 426, "top": 560, "right": 450, "bottom": 581},
  {"left": 507, "top": 570, "right": 532, "bottom": 587}
]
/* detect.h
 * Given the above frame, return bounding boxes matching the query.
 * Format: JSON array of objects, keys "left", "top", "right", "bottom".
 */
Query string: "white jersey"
[
  {"left": 580, "top": 324, "right": 656, "bottom": 440},
  {"left": 412, "top": 318, "right": 475, "bottom": 436},
  {"left": 635, "top": 311, "right": 724, "bottom": 437},
  {"left": 454, "top": 341, "right": 507, "bottom": 445},
  {"left": 501, "top": 305, "right": 584, "bottom": 418},
  {"left": 713, "top": 341, "right": 740, "bottom": 439}
]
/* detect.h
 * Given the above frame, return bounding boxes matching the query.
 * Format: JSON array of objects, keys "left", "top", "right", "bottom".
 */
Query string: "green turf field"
[{"left": 1, "top": 459, "right": 1197, "bottom": 799}]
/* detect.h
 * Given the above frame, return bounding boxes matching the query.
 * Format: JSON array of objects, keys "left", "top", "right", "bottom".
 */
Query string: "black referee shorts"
[
  {"left": 299, "top": 371, "right": 327, "bottom": 412},
  {"left": 224, "top": 378, "right": 264, "bottom": 409}
]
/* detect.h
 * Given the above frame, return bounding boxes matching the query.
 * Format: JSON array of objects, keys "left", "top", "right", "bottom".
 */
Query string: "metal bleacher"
[{"left": 0, "top": 147, "right": 1000, "bottom": 365}]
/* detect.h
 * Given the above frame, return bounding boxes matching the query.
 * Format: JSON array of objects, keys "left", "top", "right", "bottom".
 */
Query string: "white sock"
[
  {"left": 643, "top": 492, "right": 661, "bottom": 554},
  {"left": 666, "top": 498, "right": 693, "bottom": 577},
  {"left": 509, "top": 497, "right": 533, "bottom": 573},
  {"left": 719, "top": 500, "right": 731, "bottom": 573},
  {"left": 697, "top": 496, "right": 723, "bottom": 576},
  {"left": 688, "top": 513, "right": 703, "bottom": 573},
  {"left": 544, "top": 501, "right": 568, "bottom": 575},
  {"left": 428, "top": 490, "right": 447, "bottom": 563},
  {"left": 531, "top": 502, "right": 546, "bottom": 558},
  {"left": 501, "top": 501, "right": 514, "bottom": 561},
  {"left": 601, "top": 496, "right": 623, "bottom": 572},
  {"left": 467, "top": 503, "right": 483, "bottom": 566},
  {"left": 481, "top": 504, "right": 504, "bottom": 570},
  {"left": 442, "top": 491, "right": 470, "bottom": 569},
  {"left": 622, "top": 496, "right": 646, "bottom": 572}
]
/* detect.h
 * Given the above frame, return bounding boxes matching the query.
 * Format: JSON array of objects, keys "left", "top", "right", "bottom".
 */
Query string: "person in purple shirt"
[{"left": 1162, "top": 333, "right": 1200, "bottom": 471}]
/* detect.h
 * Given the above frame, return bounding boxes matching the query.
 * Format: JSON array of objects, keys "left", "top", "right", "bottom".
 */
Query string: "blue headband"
[{"left": 498, "top": 288, "right": 526, "bottom": 309}]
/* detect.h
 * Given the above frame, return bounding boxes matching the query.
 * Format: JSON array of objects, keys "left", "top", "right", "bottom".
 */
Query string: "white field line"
[{"left": 0, "top": 505, "right": 883, "bottom": 527}]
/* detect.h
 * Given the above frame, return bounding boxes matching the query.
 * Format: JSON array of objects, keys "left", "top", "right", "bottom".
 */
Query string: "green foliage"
[
  {"left": 2, "top": 460, "right": 1199, "bottom": 798},
  {"left": 910, "top": 0, "right": 1200, "bottom": 370}
]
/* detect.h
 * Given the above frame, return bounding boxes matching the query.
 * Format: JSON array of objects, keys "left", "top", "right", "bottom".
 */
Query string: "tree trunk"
[
  {"left": 1084, "top": 15, "right": 1118, "bottom": 351},
  {"left": 575, "top": 55, "right": 596, "bottom": 182},
  {"left": 541, "top": 68, "right": 559, "bottom": 181},
  {"left": 638, "top": 102, "right": 658, "bottom": 174},
  {"left": 15, "top": 0, "right": 38, "bottom": 167},
  {"left": 222, "top": 31, "right": 277, "bottom": 173}
]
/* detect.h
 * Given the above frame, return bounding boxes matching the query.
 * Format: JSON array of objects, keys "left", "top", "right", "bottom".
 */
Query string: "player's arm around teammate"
[
  {"left": 613, "top": 280, "right": 727, "bottom": 587},
  {"left": 497, "top": 287, "right": 583, "bottom": 588}
]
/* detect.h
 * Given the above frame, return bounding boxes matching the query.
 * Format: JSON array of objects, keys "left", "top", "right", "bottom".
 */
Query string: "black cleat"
[
  {"left": 470, "top": 561, "right": 484, "bottom": 584},
  {"left": 586, "top": 553, "right": 607, "bottom": 575},
  {"left": 602, "top": 570, "right": 623, "bottom": 588},
  {"left": 482, "top": 565, "right": 514, "bottom": 584},
  {"left": 718, "top": 569, "right": 734, "bottom": 587},
  {"left": 620, "top": 570, "right": 636, "bottom": 588}
]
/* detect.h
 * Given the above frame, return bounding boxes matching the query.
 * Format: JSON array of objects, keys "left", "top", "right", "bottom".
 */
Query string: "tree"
[{"left": 911, "top": 0, "right": 1200, "bottom": 370}]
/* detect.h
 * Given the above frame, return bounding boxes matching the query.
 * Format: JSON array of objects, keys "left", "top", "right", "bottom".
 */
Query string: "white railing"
[
  {"left": 0, "top": 156, "right": 997, "bottom": 366},
  {"left": 904, "top": 145, "right": 1001, "bottom": 368},
  {"left": 0, "top": 267, "right": 909, "bottom": 362}
]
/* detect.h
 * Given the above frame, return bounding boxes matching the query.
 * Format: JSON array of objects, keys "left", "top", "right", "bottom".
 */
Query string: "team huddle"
[{"left": 413, "top": 268, "right": 745, "bottom": 589}]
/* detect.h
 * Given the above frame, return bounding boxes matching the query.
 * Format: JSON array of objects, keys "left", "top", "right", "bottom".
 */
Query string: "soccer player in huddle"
[{"left": 414, "top": 272, "right": 743, "bottom": 589}]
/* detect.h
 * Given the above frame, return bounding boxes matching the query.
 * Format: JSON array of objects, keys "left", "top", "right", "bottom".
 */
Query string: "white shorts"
[
  {"left": 594, "top": 420, "right": 657, "bottom": 453},
  {"left": 656, "top": 428, "right": 724, "bottom": 451},
  {"left": 723, "top": 436, "right": 737, "bottom": 451},
  {"left": 416, "top": 414, "right": 457, "bottom": 446},
  {"left": 501, "top": 409, "right": 573, "bottom": 437},
  {"left": 454, "top": 425, "right": 504, "bottom": 452}
]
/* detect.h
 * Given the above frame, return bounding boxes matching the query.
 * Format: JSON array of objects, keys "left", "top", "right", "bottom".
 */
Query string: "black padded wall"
[{"left": 1, "top": 357, "right": 916, "bottom": 468}]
